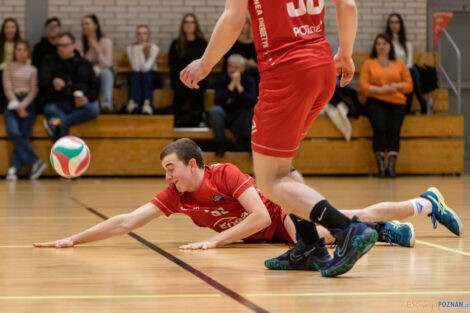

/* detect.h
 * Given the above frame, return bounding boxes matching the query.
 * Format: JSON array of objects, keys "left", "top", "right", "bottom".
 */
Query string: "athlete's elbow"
[
  {"left": 333, "top": 0, "right": 356, "bottom": 10},
  {"left": 259, "top": 213, "right": 272, "bottom": 229}
]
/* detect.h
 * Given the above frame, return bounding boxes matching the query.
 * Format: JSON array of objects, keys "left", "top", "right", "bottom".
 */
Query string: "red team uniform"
[
  {"left": 151, "top": 163, "right": 293, "bottom": 243},
  {"left": 248, "top": 0, "right": 336, "bottom": 157}
]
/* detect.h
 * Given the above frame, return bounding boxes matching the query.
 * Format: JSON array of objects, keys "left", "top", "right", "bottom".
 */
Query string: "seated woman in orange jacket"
[{"left": 360, "top": 33, "right": 413, "bottom": 178}]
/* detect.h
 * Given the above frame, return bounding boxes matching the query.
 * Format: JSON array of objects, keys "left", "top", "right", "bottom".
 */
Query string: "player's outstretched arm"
[
  {"left": 331, "top": 0, "right": 357, "bottom": 87},
  {"left": 179, "top": 186, "right": 272, "bottom": 250},
  {"left": 33, "top": 203, "right": 163, "bottom": 248},
  {"left": 179, "top": 0, "right": 248, "bottom": 89}
]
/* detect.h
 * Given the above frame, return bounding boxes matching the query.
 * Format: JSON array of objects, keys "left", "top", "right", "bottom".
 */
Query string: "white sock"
[{"left": 409, "top": 198, "right": 432, "bottom": 216}]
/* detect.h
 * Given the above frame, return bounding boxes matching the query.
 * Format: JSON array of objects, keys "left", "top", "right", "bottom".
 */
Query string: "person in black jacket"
[
  {"left": 32, "top": 17, "right": 61, "bottom": 68},
  {"left": 168, "top": 13, "right": 207, "bottom": 127},
  {"left": 40, "top": 32, "right": 99, "bottom": 141},
  {"left": 208, "top": 54, "right": 257, "bottom": 157}
]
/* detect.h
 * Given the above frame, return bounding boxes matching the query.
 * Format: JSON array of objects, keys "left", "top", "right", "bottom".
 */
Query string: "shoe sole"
[
  {"left": 264, "top": 257, "right": 327, "bottom": 271},
  {"left": 404, "top": 222, "right": 415, "bottom": 247},
  {"left": 427, "top": 187, "right": 463, "bottom": 236},
  {"left": 264, "top": 261, "right": 320, "bottom": 271},
  {"left": 321, "top": 229, "right": 378, "bottom": 277}
]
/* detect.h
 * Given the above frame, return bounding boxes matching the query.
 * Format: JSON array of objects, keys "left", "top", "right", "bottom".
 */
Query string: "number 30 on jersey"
[{"left": 287, "top": 0, "right": 324, "bottom": 17}]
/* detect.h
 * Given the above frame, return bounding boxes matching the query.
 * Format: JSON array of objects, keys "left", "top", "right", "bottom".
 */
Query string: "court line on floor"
[
  {"left": 247, "top": 290, "right": 470, "bottom": 297},
  {"left": 4, "top": 290, "right": 470, "bottom": 300},
  {"left": 70, "top": 197, "right": 269, "bottom": 313},
  {"left": 0, "top": 294, "right": 221, "bottom": 300},
  {"left": 416, "top": 240, "right": 470, "bottom": 257}
]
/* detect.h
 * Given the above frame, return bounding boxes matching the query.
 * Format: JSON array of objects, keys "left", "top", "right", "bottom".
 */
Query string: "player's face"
[
  {"left": 14, "top": 43, "right": 29, "bottom": 63},
  {"left": 388, "top": 16, "right": 401, "bottom": 34},
  {"left": 375, "top": 38, "right": 391, "bottom": 57},
  {"left": 136, "top": 27, "right": 150, "bottom": 44},
  {"left": 45, "top": 21, "right": 61, "bottom": 39},
  {"left": 162, "top": 153, "right": 195, "bottom": 193},
  {"left": 57, "top": 36, "right": 75, "bottom": 59},
  {"left": 81, "top": 17, "right": 97, "bottom": 37},
  {"left": 227, "top": 60, "right": 245, "bottom": 76},
  {"left": 3, "top": 21, "right": 17, "bottom": 41},
  {"left": 183, "top": 17, "right": 196, "bottom": 36},
  {"left": 240, "top": 21, "right": 251, "bottom": 38}
]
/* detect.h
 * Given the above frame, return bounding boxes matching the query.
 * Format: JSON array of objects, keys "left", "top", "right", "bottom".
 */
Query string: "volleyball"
[{"left": 50, "top": 136, "right": 90, "bottom": 178}]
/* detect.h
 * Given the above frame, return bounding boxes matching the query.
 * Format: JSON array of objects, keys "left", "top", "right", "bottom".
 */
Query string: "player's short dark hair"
[
  {"left": 45, "top": 17, "right": 61, "bottom": 27},
  {"left": 58, "top": 32, "right": 75, "bottom": 43},
  {"left": 160, "top": 138, "right": 205, "bottom": 169}
]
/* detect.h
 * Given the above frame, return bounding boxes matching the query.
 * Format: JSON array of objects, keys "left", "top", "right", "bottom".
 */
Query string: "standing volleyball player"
[{"left": 180, "top": 0, "right": 380, "bottom": 277}]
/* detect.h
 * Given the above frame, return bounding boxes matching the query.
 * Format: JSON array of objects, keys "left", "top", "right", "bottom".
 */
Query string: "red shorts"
[
  {"left": 251, "top": 62, "right": 336, "bottom": 158},
  {"left": 243, "top": 202, "right": 294, "bottom": 244}
]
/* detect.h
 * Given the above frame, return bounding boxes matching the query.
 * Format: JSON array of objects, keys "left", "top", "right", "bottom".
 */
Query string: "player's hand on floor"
[
  {"left": 334, "top": 53, "right": 355, "bottom": 87},
  {"left": 33, "top": 238, "right": 74, "bottom": 248},
  {"left": 179, "top": 240, "right": 217, "bottom": 250},
  {"left": 179, "top": 58, "right": 211, "bottom": 89}
]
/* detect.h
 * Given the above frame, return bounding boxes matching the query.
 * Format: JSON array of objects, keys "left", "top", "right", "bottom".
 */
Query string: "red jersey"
[
  {"left": 151, "top": 163, "right": 290, "bottom": 243},
  {"left": 248, "top": 0, "right": 333, "bottom": 73}
]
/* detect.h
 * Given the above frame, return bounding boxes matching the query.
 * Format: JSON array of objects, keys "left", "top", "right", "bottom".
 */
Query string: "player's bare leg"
[{"left": 254, "top": 151, "right": 377, "bottom": 276}]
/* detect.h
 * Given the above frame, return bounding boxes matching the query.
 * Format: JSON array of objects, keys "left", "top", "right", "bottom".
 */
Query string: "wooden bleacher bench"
[
  {"left": 0, "top": 112, "right": 463, "bottom": 176},
  {"left": 0, "top": 115, "right": 174, "bottom": 176},
  {"left": 113, "top": 88, "right": 215, "bottom": 112},
  {"left": 113, "top": 50, "right": 223, "bottom": 74},
  {"left": 0, "top": 52, "right": 463, "bottom": 177}
]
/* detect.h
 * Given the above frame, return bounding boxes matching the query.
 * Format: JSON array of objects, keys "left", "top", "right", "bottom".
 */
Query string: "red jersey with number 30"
[
  {"left": 248, "top": 0, "right": 333, "bottom": 73},
  {"left": 151, "top": 163, "right": 289, "bottom": 243}
]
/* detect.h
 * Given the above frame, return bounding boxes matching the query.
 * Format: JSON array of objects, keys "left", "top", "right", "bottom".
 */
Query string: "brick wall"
[
  {"left": 325, "top": 0, "right": 427, "bottom": 52},
  {"left": 46, "top": 0, "right": 427, "bottom": 53},
  {"left": 47, "top": 0, "right": 226, "bottom": 52},
  {"left": 0, "top": 0, "right": 25, "bottom": 36}
]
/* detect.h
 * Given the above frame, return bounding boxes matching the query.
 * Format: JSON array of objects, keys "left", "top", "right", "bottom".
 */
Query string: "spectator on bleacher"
[
  {"left": 386, "top": 13, "right": 427, "bottom": 113},
  {"left": 40, "top": 32, "right": 99, "bottom": 141},
  {"left": 32, "top": 17, "right": 61, "bottom": 69},
  {"left": 169, "top": 13, "right": 207, "bottom": 127},
  {"left": 224, "top": 18, "right": 258, "bottom": 82},
  {"left": 76, "top": 14, "right": 114, "bottom": 113},
  {"left": 32, "top": 17, "right": 62, "bottom": 113},
  {"left": 0, "top": 18, "right": 22, "bottom": 113},
  {"left": 3, "top": 40, "right": 46, "bottom": 181},
  {"left": 125, "top": 25, "right": 160, "bottom": 115},
  {"left": 209, "top": 54, "right": 257, "bottom": 157},
  {"left": 360, "top": 34, "right": 413, "bottom": 178}
]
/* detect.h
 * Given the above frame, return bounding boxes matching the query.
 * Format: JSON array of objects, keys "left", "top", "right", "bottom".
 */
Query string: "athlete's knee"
[{"left": 256, "top": 177, "right": 276, "bottom": 197}]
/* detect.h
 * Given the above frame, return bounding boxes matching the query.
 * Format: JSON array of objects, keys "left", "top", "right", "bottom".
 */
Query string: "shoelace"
[
  {"left": 429, "top": 213, "right": 438, "bottom": 229},
  {"left": 385, "top": 229, "right": 397, "bottom": 246},
  {"left": 426, "top": 194, "right": 448, "bottom": 229}
]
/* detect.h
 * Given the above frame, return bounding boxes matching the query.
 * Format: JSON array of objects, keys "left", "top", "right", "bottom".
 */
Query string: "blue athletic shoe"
[
  {"left": 264, "top": 238, "right": 332, "bottom": 271},
  {"left": 421, "top": 187, "right": 463, "bottom": 236},
  {"left": 321, "top": 216, "right": 378, "bottom": 277},
  {"left": 384, "top": 220, "right": 415, "bottom": 247}
]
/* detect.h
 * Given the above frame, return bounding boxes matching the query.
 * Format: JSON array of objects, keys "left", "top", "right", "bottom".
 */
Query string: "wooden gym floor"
[{"left": 0, "top": 175, "right": 469, "bottom": 313}]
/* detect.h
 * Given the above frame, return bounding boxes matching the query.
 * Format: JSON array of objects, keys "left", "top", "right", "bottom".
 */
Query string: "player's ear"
[{"left": 188, "top": 158, "right": 197, "bottom": 171}]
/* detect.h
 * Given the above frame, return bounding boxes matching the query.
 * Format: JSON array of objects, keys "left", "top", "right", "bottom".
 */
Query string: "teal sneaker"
[
  {"left": 264, "top": 238, "right": 332, "bottom": 271},
  {"left": 421, "top": 187, "right": 463, "bottom": 236},
  {"left": 384, "top": 220, "right": 415, "bottom": 247},
  {"left": 321, "top": 216, "right": 378, "bottom": 277}
]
